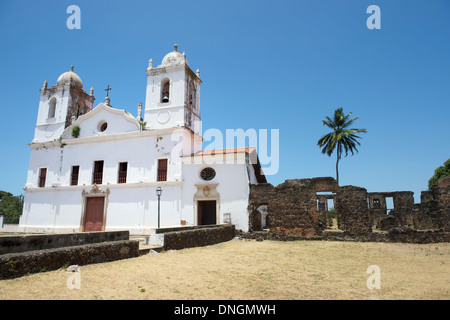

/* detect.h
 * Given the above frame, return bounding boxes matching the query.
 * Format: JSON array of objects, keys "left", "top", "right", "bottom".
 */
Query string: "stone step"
[{"left": 138, "top": 244, "right": 163, "bottom": 255}]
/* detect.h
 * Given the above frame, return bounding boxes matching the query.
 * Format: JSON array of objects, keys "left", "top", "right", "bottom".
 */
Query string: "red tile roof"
[{"left": 193, "top": 147, "right": 256, "bottom": 156}]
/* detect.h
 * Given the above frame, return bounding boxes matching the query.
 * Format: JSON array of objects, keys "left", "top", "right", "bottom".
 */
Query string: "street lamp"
[{"left": 156, "top": 187, "right": 162, "bottom": 228}]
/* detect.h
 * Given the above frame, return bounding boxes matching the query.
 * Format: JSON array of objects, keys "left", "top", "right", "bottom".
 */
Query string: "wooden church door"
[{"left": 84, "top": 197, "right": 105, "bottom": 232}]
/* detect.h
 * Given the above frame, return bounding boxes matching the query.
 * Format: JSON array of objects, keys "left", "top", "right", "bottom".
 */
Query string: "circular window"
[
  {"left": 98, "top": 121, "right": 108, "bottom": 132},
  {"left": 200, "top": 167, "right": 216, "bottom": 181}
]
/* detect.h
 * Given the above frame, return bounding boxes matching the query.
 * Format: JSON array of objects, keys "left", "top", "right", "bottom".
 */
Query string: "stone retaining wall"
[
  {"left": 0, "top": 240, "right": 139, "bottom": 279},
  {"left": 0, "top": 231, "right": 130, "bottom": 255},
  {"left": 322, "top": 228, "right": 450, "bottom": 244},
  {"left": 237, "top": 228, "right": 450, "bottom": 244},
  {"left": 162, "top": 224, "right": 236, "bottom": 250}
]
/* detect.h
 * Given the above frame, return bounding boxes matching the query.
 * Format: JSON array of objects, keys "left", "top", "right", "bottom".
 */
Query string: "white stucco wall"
[
  {"left": 21, "top": 133, "right": 255, "bottom": 233},
  {"left": 21, "top": 122, "right": 215, "bottom": 234},
  {"left": 20, "top": 188, "right": 83, "bottom": 232},
  {"left": 20, "top": 182, "right": 186, "bottom": 234},
  {"left": 181, "top": 153, "right": 252, "bottom": 231},
  {"left": 62, "top": 103, "right": 140, "bottom": 139}
]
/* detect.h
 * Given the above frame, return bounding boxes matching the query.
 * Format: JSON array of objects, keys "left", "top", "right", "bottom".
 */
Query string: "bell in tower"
[{"left": 162, "top": 81, "right": 170, "bottom": 103}]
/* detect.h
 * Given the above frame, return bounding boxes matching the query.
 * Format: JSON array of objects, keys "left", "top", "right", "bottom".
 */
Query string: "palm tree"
[{"left": 317, "top": 108, "right": 367, "bottom": 184}]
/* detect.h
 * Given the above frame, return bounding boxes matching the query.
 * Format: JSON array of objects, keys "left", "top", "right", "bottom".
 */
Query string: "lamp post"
[{"left": 156, "top": 187, "right": 162, "bottom": 228}]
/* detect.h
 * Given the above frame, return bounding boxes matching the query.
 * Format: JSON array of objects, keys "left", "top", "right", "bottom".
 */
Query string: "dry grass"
[{"left": 0, "top": 239, "right": 449, "bottom": 300}]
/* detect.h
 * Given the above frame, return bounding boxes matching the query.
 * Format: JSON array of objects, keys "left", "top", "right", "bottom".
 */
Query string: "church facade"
[{"left": 19, "top": 45, "right": 266, "bottom": 234}]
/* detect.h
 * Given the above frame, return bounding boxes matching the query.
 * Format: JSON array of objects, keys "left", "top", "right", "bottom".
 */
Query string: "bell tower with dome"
[
  {"left": 33, "top": 66, "right": 95, "bottom": 143},
  {"left": 143, "top": 44, "right": 202, "bottom": 137}
]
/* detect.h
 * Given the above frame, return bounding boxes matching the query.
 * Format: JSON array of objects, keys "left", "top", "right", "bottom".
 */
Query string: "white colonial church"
[{"left": 19, "top": 45, "right": 266, "bottom": 234}]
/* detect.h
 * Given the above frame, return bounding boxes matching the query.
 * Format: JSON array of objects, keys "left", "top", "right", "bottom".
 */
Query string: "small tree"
[
  {"left": 0, "top": 191, "right": 24, "bottom": 219},
  {"left": 428, "top": 159, "right": 450, "bottom": 189}
]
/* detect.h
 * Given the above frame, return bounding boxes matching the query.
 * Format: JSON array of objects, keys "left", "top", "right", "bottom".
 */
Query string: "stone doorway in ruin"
[
  {"left": 317, "top": 192, "right": 337, "bottom": 229},
  {"left": 251, "top": 205, "right": 269, "bottom": 231}
]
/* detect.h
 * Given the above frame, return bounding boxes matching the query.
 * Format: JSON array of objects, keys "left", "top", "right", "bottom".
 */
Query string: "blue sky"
[{"left": 0, "top": 0, "right": 449, "bottom": 202}]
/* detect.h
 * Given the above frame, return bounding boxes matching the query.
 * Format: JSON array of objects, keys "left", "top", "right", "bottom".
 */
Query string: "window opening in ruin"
[
  {"left": 317, "top": 199, "right": 322, "bottom": 211},
  {"left": 316, "top": 192, "right": 335, "bottom": 195},
  {"left": 327, "top": 198, "right": 334, "bottom": 210},
  {"left": 373, "top": 198, "right": 381, "bottom": 209},
  {"left": 385, "top": 197, "right": 394, "bottom": 214}
]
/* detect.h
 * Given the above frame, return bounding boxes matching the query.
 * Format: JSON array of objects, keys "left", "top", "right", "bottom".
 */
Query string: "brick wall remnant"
[
  {"left": 248, "top": 177, "right": 339, "bottom": 236},
  {"left": 335, "top": 186, "right": 371, "bottom": 235},
  {"left": 247, "top": 175, "right": 449, "bottom": 241},
  {"left": 161, "top": 224, "right": 235, "bottom": 250},
  {"left": 415, "top": 176, "right": 450, "bottom": 231},
  {"left": 368, "top": 192, "right": 415, "bottom": 230}
]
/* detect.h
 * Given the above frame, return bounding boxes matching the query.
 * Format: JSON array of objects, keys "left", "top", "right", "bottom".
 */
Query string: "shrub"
[
  {"left": 428, "top": 159, "right": 450, "bottom": 189},
  {"left": 71, "top": 125, "right": 81, "bottom": 138}
]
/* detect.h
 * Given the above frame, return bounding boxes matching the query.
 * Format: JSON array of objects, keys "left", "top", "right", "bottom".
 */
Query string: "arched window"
[
  {"left": 161, "top": 79, "right": 170, "bottom": 103},
  {"left": 48, "top": 98, "right": 57, "bottom": 118},
  {"left": 189, "top": 81, "right": 196, "bottom": 107},
  {"left": 77, "top": 102, "right": 85, "bottom": 118}
]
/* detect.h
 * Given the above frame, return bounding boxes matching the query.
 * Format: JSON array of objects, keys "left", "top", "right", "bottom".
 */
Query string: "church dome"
[
  {"left": 57, "top": 66, "right": 83, "bottom": 88},
  {"left": 161, "top": 44, "right": 188, "bottom": 67}
]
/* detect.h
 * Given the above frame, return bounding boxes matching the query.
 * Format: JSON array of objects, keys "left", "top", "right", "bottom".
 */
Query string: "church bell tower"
[
  {"left": 143, "top": 45, "right": 202, "bottom": 137},
  {"left": 33, "top": 66, "right": 95, "bottom": 143}
]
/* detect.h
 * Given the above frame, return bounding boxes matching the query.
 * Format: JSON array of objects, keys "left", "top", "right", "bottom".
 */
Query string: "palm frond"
[{"left": 318, "top": 108, "right": 367, "bottom": 158}]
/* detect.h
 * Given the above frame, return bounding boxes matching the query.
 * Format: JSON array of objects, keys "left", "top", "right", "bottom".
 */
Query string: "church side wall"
[
  {"left": 20, "top": 183, "right": 185, "bottom": 234},
  {"left": 20, "top": 189, "right": 83, "bottom": 233},
  {"left": 101, "top": 184, "right": 184, "bottom": 234},
  {"left": 182, "top": 158, "right": 251, "bottom": 231},
  {"left": 25, "top": 130, "right": 187, "bottom": 188}
]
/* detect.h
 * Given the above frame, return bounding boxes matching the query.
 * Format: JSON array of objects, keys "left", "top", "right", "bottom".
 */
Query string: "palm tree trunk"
[{"left": 336, "top": 142, "right": 340, "bottom": 185}]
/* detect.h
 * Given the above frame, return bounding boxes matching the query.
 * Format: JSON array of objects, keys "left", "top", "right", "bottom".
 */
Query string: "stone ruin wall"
[
  {"left": 248, "top": 176, "right": 450, "bottom": 239},
  {"left": 415, "top": 177, "right": 450, "bottom": 231},
  {"left": 335, "top": 186, "right": 372, "bottom": 235},
  {"left": 248, "top": 177, "right": 339, "bottom": 236}
]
